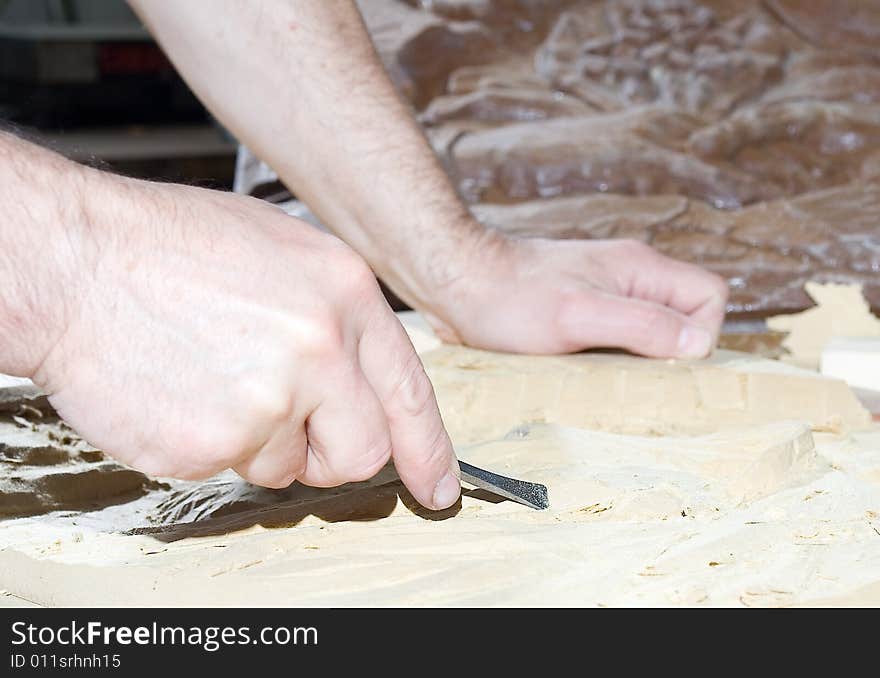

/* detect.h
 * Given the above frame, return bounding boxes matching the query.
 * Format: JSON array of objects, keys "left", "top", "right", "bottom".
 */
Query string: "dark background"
[{"left": 0, "top": 0, "right": 236, "bottom": 188}]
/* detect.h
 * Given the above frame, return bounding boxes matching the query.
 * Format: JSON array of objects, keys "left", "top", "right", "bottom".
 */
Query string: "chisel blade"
[{"left": 458, "top": 460, "right": 549, "bottom": 510}]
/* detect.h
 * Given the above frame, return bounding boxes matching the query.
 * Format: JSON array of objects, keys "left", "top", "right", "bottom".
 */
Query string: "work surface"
[{"left": 1, "top": 314, "right": 879, "bottom": 607}]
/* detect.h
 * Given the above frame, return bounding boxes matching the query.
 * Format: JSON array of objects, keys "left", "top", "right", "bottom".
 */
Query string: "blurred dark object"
[
  {"left": 0, "top": 1, "right": 236, "bottom": 187},
  {"left": 0, "top": 0, "right": 205, "bottom": 129}
]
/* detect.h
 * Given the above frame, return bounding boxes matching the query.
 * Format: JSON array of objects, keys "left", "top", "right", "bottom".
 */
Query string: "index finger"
[
  {"left": 357, "top": 305, "right": 460, "bottom": 511},
  {"left": 626, "top": 247, "right": 729, "bottom": 336}
]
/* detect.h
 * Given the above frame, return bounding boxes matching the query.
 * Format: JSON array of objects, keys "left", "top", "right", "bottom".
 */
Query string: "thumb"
[
  {"left": 558, "top": 290, "right": 715, "bottom": 359},
  {"left": 358, "top": 308, "right": 461, "bottom": 510}
]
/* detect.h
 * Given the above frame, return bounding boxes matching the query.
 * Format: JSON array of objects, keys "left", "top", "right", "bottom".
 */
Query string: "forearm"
[
  {"left": 128, "top": 0, "right": 489, "bottom": 312},
  {"left": 0, "top": 132, "right": 96, "bottom": 378}
]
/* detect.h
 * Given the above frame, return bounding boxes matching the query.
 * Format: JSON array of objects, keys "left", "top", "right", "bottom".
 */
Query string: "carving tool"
[{"left": 458, "top": 460, "right": 549, "bottom": 510}]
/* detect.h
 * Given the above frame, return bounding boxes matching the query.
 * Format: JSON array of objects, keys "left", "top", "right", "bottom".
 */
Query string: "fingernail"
[
  {"left": 432, "top": 470, "right": 461, "bottom": 510},
  {"left": 677, "top": 325, "right": 713, "bottom": 358}
]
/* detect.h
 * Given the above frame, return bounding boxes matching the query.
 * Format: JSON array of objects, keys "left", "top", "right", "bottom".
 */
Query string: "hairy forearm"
[
  {"left": 128, "top": 0, "right": 488, "bottom": 312},
  {"left": 0, "top": 132, "right": 96, "bottom": 378}
]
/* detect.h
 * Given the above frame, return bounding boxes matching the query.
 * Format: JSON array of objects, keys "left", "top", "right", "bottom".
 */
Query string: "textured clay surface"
[{"left": 361, "top": 0, "right": 880, "bottom": 318}]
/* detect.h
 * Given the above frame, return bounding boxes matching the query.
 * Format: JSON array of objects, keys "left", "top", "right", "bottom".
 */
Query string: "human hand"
[
  {"left": 425, "top": 233, "right": 728, "bottom": 357},
  {"left": 32, "top": 176, "right": 461, "bottom": 510}
]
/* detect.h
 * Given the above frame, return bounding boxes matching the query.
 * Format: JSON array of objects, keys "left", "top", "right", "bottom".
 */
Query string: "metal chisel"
[{"left": 458, "top": 460, "right": 549, "bottom": 510}]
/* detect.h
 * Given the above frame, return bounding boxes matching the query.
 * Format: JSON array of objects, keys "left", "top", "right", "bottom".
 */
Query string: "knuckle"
[
  {"left": 239, "top": 442, "right": 308, "bottom": 490},
  {"left": 420, "top": 422, "right": 454, "bottom": 472},
  {"left": 636, "top": 309, "right": 681, "bottom": 354},
  {"left": 251, "top": 465, "right": 303, "bottom": 490},
  {"left": 328, "top": 246, "right": 378, "bottom": 297},
  {"left": 293, "top": 313, "right": 346, "bottom": 360},
  {"left": 170, "top": 421, "right": 251, "bottom": 477},
  {"left": 343, "top": 440, "right": 393, "bottom": 483},
  {"left": 236, "top": 375, "right": 292, "bottom": 423},
  {"left": 387, "top": 352, "right": 437, "bottom": 420},
  {"left": 236, "top": 375, "right": 293, "bottom": 422}
]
